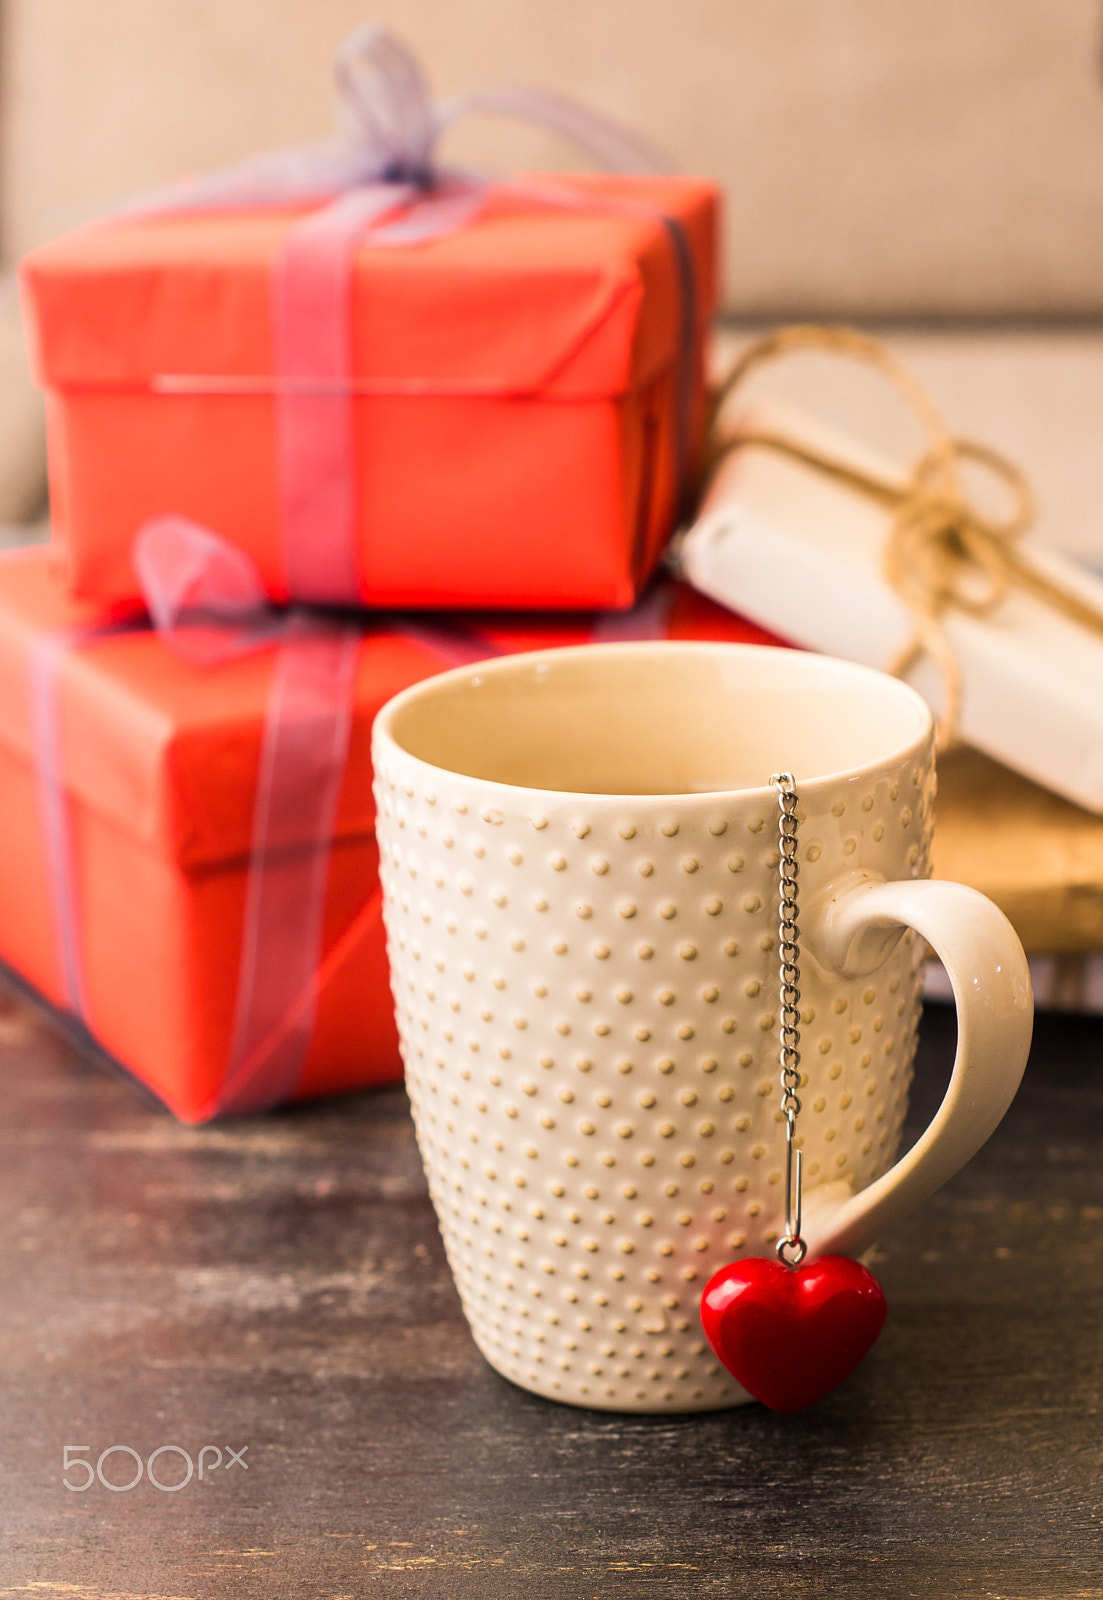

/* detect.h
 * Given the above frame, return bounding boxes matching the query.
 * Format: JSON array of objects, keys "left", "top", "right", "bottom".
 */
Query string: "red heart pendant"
[{"left": 700, "top": 1254, "right": 887, "bottom": 1413}]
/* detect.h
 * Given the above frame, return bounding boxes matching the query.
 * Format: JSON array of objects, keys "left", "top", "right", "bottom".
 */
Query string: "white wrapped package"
[{"left": 680, "top": 400, "right": 1103, "bottom": 813}]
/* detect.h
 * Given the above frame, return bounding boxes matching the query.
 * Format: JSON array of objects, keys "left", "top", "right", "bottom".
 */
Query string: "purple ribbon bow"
[
  {"left": 138, "top": 24, "right": 671, "bottom": 215},
  {"left": 32, "top": 518, "right": 361, "bottom": 1118},
  {"left": 134, "top": 518, "right": 363, "bottom": 1115},
  {"left": 132, "top": 25, "right": 694, "bottom": 607},
  {"left": 28, "top": 514, "right": 682, "bottom": 1119}
]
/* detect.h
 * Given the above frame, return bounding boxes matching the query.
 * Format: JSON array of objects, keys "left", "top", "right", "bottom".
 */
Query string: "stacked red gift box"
[{"left": 7, "top": 26, "right": 779, "bottom": 1122}]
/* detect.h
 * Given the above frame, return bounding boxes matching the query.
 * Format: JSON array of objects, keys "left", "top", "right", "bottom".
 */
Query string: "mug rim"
[{"left": 373, "top": 640, "right": 935, "bottom": 805}]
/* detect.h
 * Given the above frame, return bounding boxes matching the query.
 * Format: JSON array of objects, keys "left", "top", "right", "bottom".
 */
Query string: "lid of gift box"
[
  {"left": 0, "top": 551, "right": 775, "bottom": 871},
  {"left": 21, "top": 175, "right": 718, "bottom": 400}
]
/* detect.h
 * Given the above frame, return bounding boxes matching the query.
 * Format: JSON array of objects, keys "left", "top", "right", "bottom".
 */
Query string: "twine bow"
[{"left": 706, "top": 324, "right": 1103, "bottom": 745}]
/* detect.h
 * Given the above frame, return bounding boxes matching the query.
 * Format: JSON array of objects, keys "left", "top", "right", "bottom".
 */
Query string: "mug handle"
[{"left": 800, "top": 874, "right": 1033, "bottom": 1261}]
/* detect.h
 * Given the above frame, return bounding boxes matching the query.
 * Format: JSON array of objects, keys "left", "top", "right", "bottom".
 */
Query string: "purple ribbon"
[
  {"left": 30, "top": 518, "right": 362, "bottom": 1117},
  {"left": 130, "top": 26, "right": 670, "bottom": 217},
  {"left": 135, "top": 519, "right": 364, "bottom": 1116},
  {"left": 30, "top": 620, "right": 144, "bottom": 1021},
  {"left": 129, "top": 25, "right": 695, "bottom": 605},
  {"left": 28, "top": 525, "right": 684, "bottom": 1118},
  {"left": 590, "top": 578, "right": 678, "bottom": 641},
  {"left": 390, "top": 574, "right": 680, "bottom": 661}
]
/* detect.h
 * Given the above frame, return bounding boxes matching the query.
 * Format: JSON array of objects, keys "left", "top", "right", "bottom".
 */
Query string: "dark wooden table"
[{"left": 1, "top": 976, "right": 1100, "bottom": 1599}]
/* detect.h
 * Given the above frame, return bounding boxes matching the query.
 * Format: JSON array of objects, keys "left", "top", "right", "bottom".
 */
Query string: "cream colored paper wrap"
[{"left": 680, "top": 400, "right": 1103, "bottom": 813}]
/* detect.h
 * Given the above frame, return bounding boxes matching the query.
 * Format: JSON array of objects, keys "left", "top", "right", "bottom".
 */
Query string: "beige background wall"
[{"left": 3, "top": 0, "right": 1103, "bottom": 315}]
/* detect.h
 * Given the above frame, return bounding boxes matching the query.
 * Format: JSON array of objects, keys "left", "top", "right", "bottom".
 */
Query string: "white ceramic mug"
[{"left": 373, "top": 643, "right": 1032, "bottom": 1413}]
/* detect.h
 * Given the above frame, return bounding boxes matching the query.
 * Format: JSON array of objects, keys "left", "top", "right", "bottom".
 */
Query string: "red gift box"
[
  {"left": 0, "top": 542, "right": 776, "bottom": 1122},
  {"left": 0, "top": 546, "right": 423, "bottom": 1121},
  {"left": 22, "top": 115, "right": 717, "bottom": 613}
]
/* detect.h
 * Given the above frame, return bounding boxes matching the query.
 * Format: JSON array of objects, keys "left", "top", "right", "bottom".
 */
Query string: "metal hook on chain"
[{"left": 771, "top": 772, "right": 806, "bottom": 1268}]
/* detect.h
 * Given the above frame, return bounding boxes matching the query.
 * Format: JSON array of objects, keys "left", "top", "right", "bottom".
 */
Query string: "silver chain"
[{"left": 771, "top": 772, "right": 805, "bottom": 1267}]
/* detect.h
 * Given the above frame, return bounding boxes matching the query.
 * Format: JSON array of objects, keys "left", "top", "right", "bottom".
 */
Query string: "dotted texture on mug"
[{"left": 375, "top": 757, "right": 934, "bottom": 1413}]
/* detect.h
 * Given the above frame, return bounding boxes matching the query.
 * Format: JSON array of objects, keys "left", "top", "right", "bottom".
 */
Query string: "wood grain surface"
[{"left": 0, "top": 975, "right": 1099, "bottom": 1599}]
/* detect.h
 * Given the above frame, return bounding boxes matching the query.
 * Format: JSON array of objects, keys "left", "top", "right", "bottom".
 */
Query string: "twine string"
[{"left": 704, "top": 324, "right": 1102, "bottom": 744}]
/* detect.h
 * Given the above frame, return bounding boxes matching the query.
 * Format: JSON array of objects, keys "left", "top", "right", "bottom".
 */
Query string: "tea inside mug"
[{"left": 386, "top": 643, "right": 931, "bottom": 795}]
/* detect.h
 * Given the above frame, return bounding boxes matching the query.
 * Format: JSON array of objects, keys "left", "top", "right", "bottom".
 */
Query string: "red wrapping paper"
[{"left": 21, "top": 174, "right": 718, "bottom": 613}]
